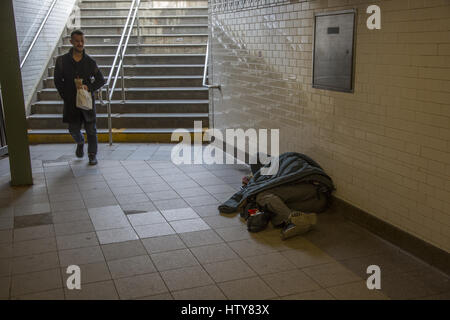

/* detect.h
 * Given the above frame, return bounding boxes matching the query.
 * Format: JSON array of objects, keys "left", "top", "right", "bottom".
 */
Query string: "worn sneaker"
[
  {"left": 280, "top": 212, "right": 317, "bottom": 240},
  {"left": 75, "top": 143, "right": 84, "bottom": 158},
  {"left": 88, "top": 153, "right": 98, "bottom": 165}
]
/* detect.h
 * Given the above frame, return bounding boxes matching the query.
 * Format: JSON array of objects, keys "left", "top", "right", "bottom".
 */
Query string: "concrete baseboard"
[{"left": 332, "top": 196, "right": 450, "bottom": 276}]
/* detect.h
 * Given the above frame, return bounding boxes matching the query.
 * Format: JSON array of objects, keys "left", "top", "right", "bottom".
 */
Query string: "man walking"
[{"left": 54, "top": 29, "right": 105, "bottom": 165}]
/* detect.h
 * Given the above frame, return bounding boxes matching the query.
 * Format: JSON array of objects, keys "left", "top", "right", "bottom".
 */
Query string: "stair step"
[
  {"left": 38, "top": 87, "right": 209, "bottom": 100},
  {"left": 80, "top": 1, "right": 208, "bottom": 9},
  {"left": 80, "top": 7, "right": 209, "bottom": 16},
  {"left": 77, "top": 25, "right": 208, "bottom": 35},
  {"left": 27, "top": 113, "right": 209, "bottom": 129},
  {"left": 27, "top": 128, "right": 205, "bottom": 144},
  {"left": 62, "top": 34, "right": 208, "bottom": 45},
  {"left": 58, "top": 43, "right": 206, "bottom": 54},
  {"left": 32, "top": 99, "right": 209, "bottom": 114},
  {"left": 80, "top": 16, "right": 208, "bottom": 26},
  {"left": 44, "top": 75, "right": 204, "bottom": 88},
  {"left": 48, "top": 64, "right": 205, "bottom": 76},
  {"left": 52, "top": 53, "right": 205, "bottom": 65}
]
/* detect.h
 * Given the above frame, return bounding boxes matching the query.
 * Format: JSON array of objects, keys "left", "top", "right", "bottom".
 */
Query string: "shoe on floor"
[
  {"left": 88, "top": 153, "right": 98, "bottom": 165},
  {"left": 75, "top": 143, "right": 84, "bottom": 158},
  {"left": 280, "top": 212, "right": 317, "bottom": 240}
]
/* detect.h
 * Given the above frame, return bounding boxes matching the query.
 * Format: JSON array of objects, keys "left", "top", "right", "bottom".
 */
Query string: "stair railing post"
[
  {"left": 120, "top": 61, "right": 125, "bottom": 103},
  {"left": 106, "top": 85, "right": 112, "bottom": 146}
]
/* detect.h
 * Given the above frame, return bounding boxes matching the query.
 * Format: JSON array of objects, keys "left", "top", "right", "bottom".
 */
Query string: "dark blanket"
[{"left": 218, "top": 152, "right": 335, "bottom": 213}]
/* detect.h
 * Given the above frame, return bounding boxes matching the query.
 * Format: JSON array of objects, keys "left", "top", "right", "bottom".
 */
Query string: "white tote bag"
[{"left": 76, "top": 88, "right": 93, "bottom": 110}]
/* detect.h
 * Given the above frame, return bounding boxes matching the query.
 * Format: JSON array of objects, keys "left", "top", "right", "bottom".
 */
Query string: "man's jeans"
[{"left": 68, "top": 117, "right": 98, "bottom": 155}]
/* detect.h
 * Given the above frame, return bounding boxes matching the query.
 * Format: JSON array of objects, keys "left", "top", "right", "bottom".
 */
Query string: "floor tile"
[
  {"left": 121, "top": 201, "right": 157, "bottom": 214},
  {"left": 14, "top": 202, "right": 51, "bottom": 217},
  {"left": 108, "top": 255, "right": 156, "bottom": 279},
  {"left": 96, "top": 227, "right": 139, "bottom": 245},
  {"left": 13, "top": 213, "right": 53, "bottom": 229},
  {"left": 84, "top": 197, "right": 118, "bottom": 209},
  {"left": 61, "top": 261, "right": 111, "bottom": 285},
  {"left": 281, "top": 246, "right": 336, "bottom": 269},
  {"left": 114, "top": 273, "right": 168, "bottom": 300},
  {"left": 178, "top": 230, "right": 224, "bottom": 248},
  {"left": 50, "top": 200, "right": 85, "bottom": 212},
  {"left": 175, "top": 187, "right": 209, "bottom": 198},
  {"left": 160, "top": 265, "right": 213, "bottom": 291},
  {"left": 170, "top": 218, "right": 210, "bottom": 234},
  {"left": 244, "top": 252, "right": 297, "bottom": 275},
  {"left": 0, "top": 230, "right": 12, "bottom": 244},
  {"left": 88, "top": 205, "right": 130, "bottom": 231},
  {"left": 59, "top": 246, "right": 104, "bottom": 267},
  {"left": 302, "top": 262, "right": 362, "bottom": 288},
  {"left": 152, "top": 198, "right": 188, "bottom": 211},
  {"left": 203, "top": 258, "right": 256, "bottom": 283},
  {"left": 262, "top": 269, "right": 321, "bottom": 296},
  {"left": 147, "top": 190, "right": 180, "bottom": 201},
  {"left": 11, "top": 268, "right": 62, "bottom": 297},
  {"left": 218, "top": 277, "right": 277, "bottom": 300},
  {"left": 191, "top": 243, "right": 238, "bottom": 264},
  {"left": 51, "top": 209, "right": 90, "bottom": 224},
  {"left": 137, "top": 292, "right": 174, "bottom": 300},
  {"left": 280, "top": 289, "right": 335, "bottom": 300},
  {"left": 141, "top": 234, "right": 186, "bottom": 254},
  {"left": 203, "top": 215, "right": 242, "bottom": 229},
  {"left": 56, "top": 232, "right": 99, "bottom": 250},
  {"left": 379, "top": 271, "right": 440, "bottom": 299},
  {"left": 0, "top": 276, "right": 10, "bottom": 299},
  {"left": 151, "top": 249, "right": 199, "bottom": 271},
  {"left": 215, "top": 225, "right": 251, "bottom": 242},
  {"left": 127, "top": 211, "right": 166, "bottom": 227},
  {"left": 327, "top": 281, "right": 390, "bottom": 300},
  {"left": 65, "top": 280, "right": 119, "bottom": 300},
  {"left": 172, "top": 284, "right": 227, "bottom": 300},
  {"left": 192, "top": 205, "right": 222, "bottom": 217},
  {"left": 160, "top": 207, "right": 199, "bottom": 222},
  {"left": 12, "top": 251, "right": 60, "bottom": 275},
  {"left": 228, "top": 239, "right": 278, "bottom": 258},
  {"left": 183, "top": 195, "right": 220, "bottom": 207},
  {"left": 54, "top": 220, "right": 94, "bottom": 236},
  {"left": 13, "top": 225, "right": 54, "bottom": 242},
  {"left": 12, "top": 237, "right": 57, "bottom": 257},
  {"left": 14, "top": 288, "right": 65, "bottom": 300},
  {"left": 134, "top": 223, "right": 176, "bottom": 238},
  {"left": 101, "top": 240, "right": 147, "bottom": 261}
]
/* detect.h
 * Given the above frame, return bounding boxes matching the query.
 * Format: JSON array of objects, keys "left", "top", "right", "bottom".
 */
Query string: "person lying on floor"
[
  {"left": 254, "top": 182, "right": 327, "bottom": 239},
  {"left": 219, "top": 152, "right": 335, "bottom": 240}
]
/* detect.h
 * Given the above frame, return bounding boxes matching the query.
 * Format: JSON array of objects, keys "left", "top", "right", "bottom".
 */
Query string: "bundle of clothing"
[{"left": 218, "top": 152, "right": 335, "bottom": 239}]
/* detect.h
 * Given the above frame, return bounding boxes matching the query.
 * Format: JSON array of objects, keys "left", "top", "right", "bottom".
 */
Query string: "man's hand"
[{"left": 74, "top": 78, "right": 89, "bottom": 91}]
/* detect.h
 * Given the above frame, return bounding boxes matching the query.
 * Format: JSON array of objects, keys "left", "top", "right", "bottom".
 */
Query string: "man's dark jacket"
[{"left": 54, "top": 48, "right": 105, "bottom": 123}]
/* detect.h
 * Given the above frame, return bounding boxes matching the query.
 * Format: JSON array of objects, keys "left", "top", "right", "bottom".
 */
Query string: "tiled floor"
[{"left": 0, "top": 143, "right": 449, "bottom": 300}]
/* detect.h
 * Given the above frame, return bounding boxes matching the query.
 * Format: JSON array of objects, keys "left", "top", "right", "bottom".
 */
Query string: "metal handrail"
[
  {"left": 202, "top": 40, "right": 220, "bottom": 89},
  {"left": 98, "top": 0, "right": 141, "bottom": 145},
  {"left": 20, "top": 0, "right": 58, "bottom": 69}
]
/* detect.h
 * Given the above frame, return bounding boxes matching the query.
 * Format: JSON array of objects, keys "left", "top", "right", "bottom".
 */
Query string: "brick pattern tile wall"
[
  {"left": 209, "top": 0, "right": 450, "bottom": 252},
  {"left": 13, "top": 0, "right": 77, "bottom": 112}
]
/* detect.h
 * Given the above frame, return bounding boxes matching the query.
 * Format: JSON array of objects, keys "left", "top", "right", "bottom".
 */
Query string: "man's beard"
[{"left": 74, "top": 46, "right": 83, "bottom": 53}]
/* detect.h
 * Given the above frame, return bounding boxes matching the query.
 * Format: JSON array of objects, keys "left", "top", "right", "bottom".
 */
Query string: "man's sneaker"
[
  {"left": 280, "top": 212, "right": 317, "bottom": 240},
  {"left": 88, "top": 153, "right": 98, "bottom": 165},
  {"left": 75, "top": 143, "right": 84, "bottom": 158}
]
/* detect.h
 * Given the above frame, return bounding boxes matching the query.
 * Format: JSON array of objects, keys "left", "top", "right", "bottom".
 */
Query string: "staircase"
[{"left": 28, "top": 0, "right": 209, "bottom": 143}]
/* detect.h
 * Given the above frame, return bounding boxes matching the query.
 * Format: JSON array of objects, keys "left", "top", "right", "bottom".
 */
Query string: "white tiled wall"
[
  {"left": 210, "top": 0, "right": 450, "bottom": 252},
  {"left": 13, "top": 0, "right": 77, "bottom": 112}
]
